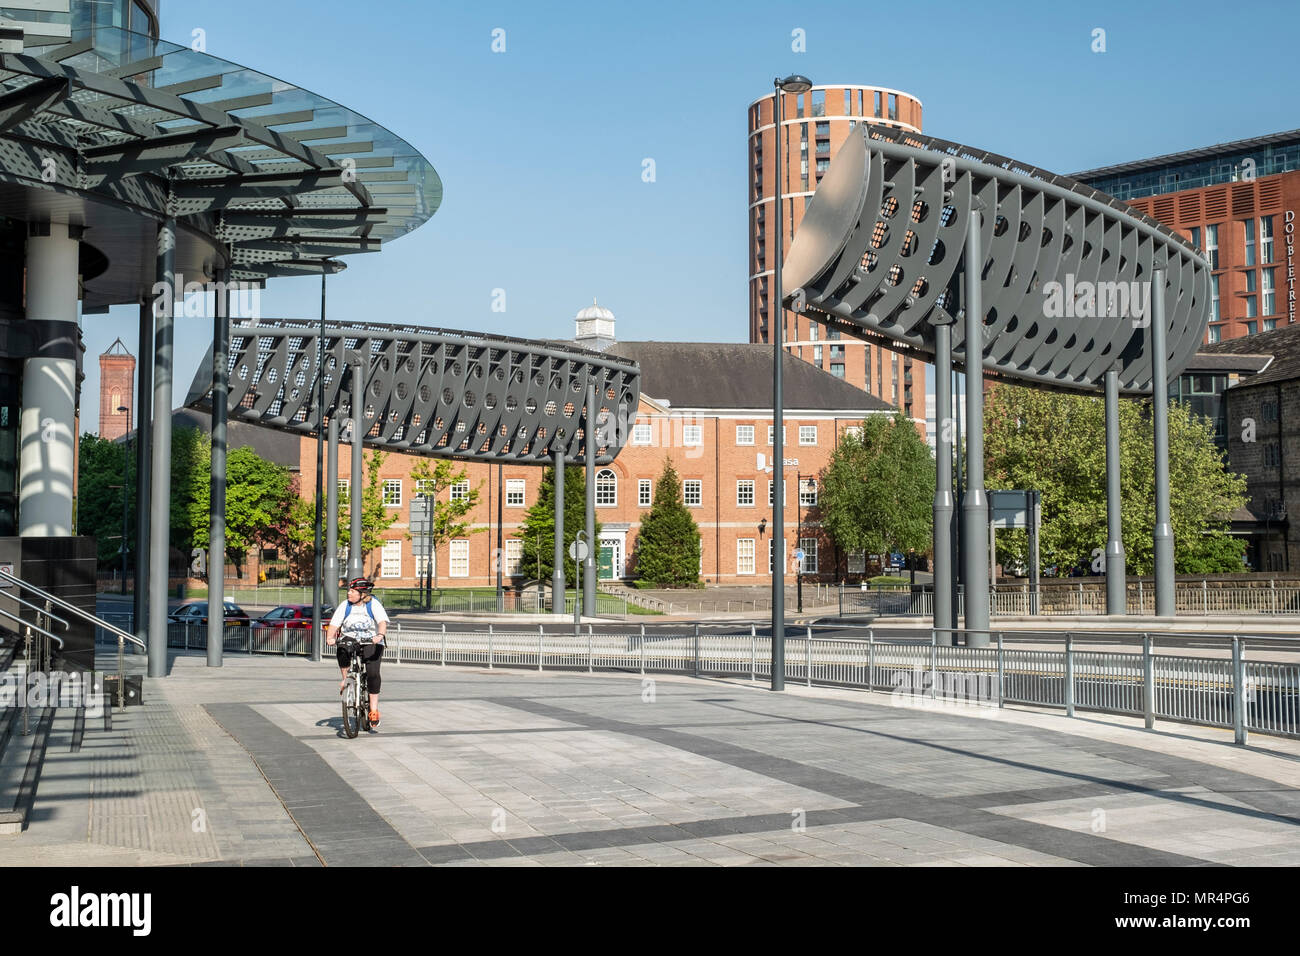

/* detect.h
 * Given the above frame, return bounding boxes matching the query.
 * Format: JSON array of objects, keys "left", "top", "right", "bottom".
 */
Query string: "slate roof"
[
  {"left": 601, "top": 341, "right": 896, "bottom": 412},
  {"left": 1199, "top": 324, "right": 1300, "bottom": 389}
]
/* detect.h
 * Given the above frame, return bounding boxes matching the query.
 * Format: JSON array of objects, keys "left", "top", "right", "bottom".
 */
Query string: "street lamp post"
[
  {"left": 771, "top": 72, "right": 812, "bottom": 693},
  {"left": 796, "top": 472, "right": 805, "bottom": 613},
  {"left": 118, "top": 405, "right": 130, "bottom": 595}
]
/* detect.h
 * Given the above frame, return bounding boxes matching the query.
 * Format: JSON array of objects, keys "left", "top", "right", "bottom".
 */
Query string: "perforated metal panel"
[
  {"left": 782, "top": 126, "right": 1211, "bottom": 394},
  {"left": 185, "top": 319, "right": 642, "bottom": 465}
]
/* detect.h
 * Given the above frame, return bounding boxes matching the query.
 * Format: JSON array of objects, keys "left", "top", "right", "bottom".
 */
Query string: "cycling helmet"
[{"left": 347, "top": 577, "right": 374, "bottom": 593}]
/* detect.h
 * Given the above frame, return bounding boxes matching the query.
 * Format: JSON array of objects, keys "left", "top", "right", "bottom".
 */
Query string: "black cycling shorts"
[{"left": 337, "top": 641, "right": 384, "bottom": 694}]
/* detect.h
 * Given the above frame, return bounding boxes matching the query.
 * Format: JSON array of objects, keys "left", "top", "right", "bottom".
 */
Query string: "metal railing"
[
  {"left": 0, "top": 567, "right": 144, "bottom": 711},
  {"left": 840, "top": 581, "right": 1300, "bottom": 617}
]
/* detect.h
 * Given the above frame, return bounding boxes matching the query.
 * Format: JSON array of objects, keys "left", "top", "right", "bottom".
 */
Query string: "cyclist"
[{"left": 326, "top": 577, "right": 389, "bottom": 729}]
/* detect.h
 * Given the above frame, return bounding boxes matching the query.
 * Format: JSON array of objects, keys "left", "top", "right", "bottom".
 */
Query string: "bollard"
[
  {"left": 1232, "top": 635, "right": 1247, "bottom": 746},
  {"left": 1142, "top": 633, "right": 1154, "bottom": 730},
  {"left": 806, "top": 626, "right": 812, "bottom": 688},
  {"left": 1064, "top": 632, "right": 1075, "bottom": 717}
]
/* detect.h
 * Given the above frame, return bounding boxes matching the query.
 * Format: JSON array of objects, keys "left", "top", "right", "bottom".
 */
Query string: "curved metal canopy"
[
  {"left": 185, "top": 319, "right": 643, "bottom": 466},
  {"left": 782, "top": 125, "right": 1210, "bottom": 394},
  {"left": 0, "top": 26, "right": 440, "bottom": 310}
]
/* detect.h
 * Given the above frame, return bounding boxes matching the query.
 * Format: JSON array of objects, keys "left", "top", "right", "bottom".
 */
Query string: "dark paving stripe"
[
  {"left": 961, "top": 778, "right": 1181, "bottom": 809},
  {"left": 488, "top": 696, "right": 1216, "bottom": 867},
  {"left": 205, "top": 703, "right": 427, "bottom": 868},
  {"left": 415, "top": 806, "right": 886, "bottom": 863}
]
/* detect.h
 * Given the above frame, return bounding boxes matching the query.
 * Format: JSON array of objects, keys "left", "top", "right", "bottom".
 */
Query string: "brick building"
[
  {"left": 97, "top": 337, "right": 134, "bottom": 440},
  {"left": 1073, "top": 129, "right": 1300, "bottom": 344},
  {"left": 295, "top": 306, "right": 896, "bottom": 587},
  {"left": 747, "top": 84, "right": 925, "bottom": 425}
]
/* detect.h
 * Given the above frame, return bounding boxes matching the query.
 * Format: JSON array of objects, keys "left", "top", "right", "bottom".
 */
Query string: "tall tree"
[
  {"left": 983, "top": 383, "right": 1247, "bottom": 574},
  {"left": 190, "top": 445, "right": 296, "bottom": 577},
  {"left": 77, "top": 434, "right": 132, "bottom": 568},
  {"left": 408, "top": 457, "right": 482, "bottom": 591},
  {"left": 819, "top": 413, "right": 935, "bottom": 563},
  {"left": 518, "top": 465, "right": 598, "bottom": 586},
  {"left": 632, "top": 458, "right": 701, "bottom": 587}
]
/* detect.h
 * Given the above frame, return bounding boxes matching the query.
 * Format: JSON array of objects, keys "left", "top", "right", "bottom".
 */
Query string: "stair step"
[{"left": 0, "top": 704, "right": 53, "bottom": 835}]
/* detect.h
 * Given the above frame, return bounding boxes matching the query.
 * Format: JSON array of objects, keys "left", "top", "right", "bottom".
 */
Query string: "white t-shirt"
[{"left": 329, "top": 598, "right": 389, "bottom": 644}]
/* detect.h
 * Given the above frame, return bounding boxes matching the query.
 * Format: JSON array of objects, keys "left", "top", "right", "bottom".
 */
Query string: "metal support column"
[
  {"left": 962, "top": 213, "right": 990, "bottom": 645},
  {"left": 496, "top": 462, "right": 504, "bottom": 613},
  {"left": 147, "top": 218, "right": 176, "bottom": 679},
  {"left": 310, "top": 275, "right": 327, "bottom": 662},
  {"left": 1150, "top": 268, "right": 1175, "bottom": 617},
  {"left": 932, "top": 320, "right": 955, "bottom": 640},
  {"left": 552, "top": 451, "right": 565, "bottom": 616},
  {"left": 584, "top": 384, "right": 596, "bottom": 617},
  {"left": 1104, "top": 368, "right": 1126, "bottom": 615},
  {"left": 133, "top": 298, "right": 152, "bottom": 638},
  {"left": 348, "top": 363, "right": 364, "bottom": 580},
  {"left": 207, "top": 273, "right": 229, "bottom": 668},
  {"left": 325, "top": 414, "right": 339, "bottom": 607}
]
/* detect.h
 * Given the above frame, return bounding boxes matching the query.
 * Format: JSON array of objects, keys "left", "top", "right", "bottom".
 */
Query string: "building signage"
[{"left": 1287, "top": 209, "right": 1296, "bottom": 325}]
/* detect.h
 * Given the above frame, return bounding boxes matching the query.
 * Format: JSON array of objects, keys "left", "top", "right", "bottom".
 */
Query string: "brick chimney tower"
[{"left": 98, "top": 337, "right": 135, "bottom": 440}]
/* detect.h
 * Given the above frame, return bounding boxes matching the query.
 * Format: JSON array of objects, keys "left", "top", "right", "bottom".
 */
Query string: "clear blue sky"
[{"left": 80, "top": 0, "right": 1298, "bottom": 432}]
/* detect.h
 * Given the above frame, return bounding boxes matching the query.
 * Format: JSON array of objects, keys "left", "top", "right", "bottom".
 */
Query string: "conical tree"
[
  {"left": 633, "top": 458, "right": 701, "bottom": 588},
  {"left": 518, "top": 465, "right": 599, "bottom": 585}
]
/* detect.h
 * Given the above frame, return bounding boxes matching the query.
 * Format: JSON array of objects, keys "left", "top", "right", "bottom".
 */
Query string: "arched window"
[
  {"left": 110, "top": 391, "right": 121, "bottom": 412},
  {"left": 596, "top": 469, "right": 617, "bottom": 507}
]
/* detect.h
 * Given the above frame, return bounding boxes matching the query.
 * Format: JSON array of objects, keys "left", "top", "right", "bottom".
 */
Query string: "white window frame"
[
  {"left": 381, "top": 540, "right": 402, "bottom": 578},
  {"left": 737, "top": 538, "right": 755, "bottom": 576},
  {"left": 506, "top": 478, "right": 526, "bottom": 507},
  {"left": 736, "top": 479, "right": 755, "bottom": 507},
  {"left": 415, "top": 552, "right": 434, "bottom": 578},
  {"left": 767, "top": 425, "right": 786, "bottom": 445},
  {"left": 337, "top": 478, "right": 350, "bottom": 504},
  {"left": 449, "top": 539, "right": 470, "bottom": 578},
  {"left": 683, "top": 480, "right": 702, "bottom": 507},
  {"left": 799, "top": 538, "right": 818, "bottom": 574},
  {"left": 383, "top": 479, "right": 402, "bottom": 507},
  {"left": 799, "top": 477, "right": 818, "bottom": 507},
  {"left": 1261, "top": 215, "right": 1275, "bottom": 263},
  {"left": 638, "top": 479, "right": 652, "bottom": 507},
  {"left": 450, "top": 480, "right": 470, "bottom": 502},
  {"left": 735, "top": 425, "right": 755, "bottom": 446},
  {"left": 683, "top": 424, "right": 703, "bottom": 447},
  {"left": 799, "top": 425, "right": 817, "bottom": 446},
  {"left": 505, "top": 539, "right": 523, "bottom": 576},
  {"left": 632, "top": 422, "right": 652, "bottom": 445},
  {"left": 768, "top": 480, "right": 786, "bottom": 506},
  {"left": 596, "top": 468, "right": 618, "bottom": 507}
]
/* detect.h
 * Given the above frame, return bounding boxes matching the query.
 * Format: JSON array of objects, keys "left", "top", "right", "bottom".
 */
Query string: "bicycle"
[{"left": 338, "top": 636, "right": 373, "bottom": 738}]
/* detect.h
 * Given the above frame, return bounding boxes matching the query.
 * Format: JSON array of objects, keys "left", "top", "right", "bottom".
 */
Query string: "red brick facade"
[{"left": 98, "top": 339, "right": 135, "bottom": 440}]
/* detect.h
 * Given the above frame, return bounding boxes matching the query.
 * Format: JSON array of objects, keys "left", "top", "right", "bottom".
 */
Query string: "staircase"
[{"left": 0, "top": 570, "right": 139, "bottom": 836}]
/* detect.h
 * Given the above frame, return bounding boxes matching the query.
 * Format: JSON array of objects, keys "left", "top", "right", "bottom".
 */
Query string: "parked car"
[
  {"left": 252, "top": 605, "right": 332, "bottom": 632},
  {"left": 168, "top": 601, "right": 252, "bottom": 627}
]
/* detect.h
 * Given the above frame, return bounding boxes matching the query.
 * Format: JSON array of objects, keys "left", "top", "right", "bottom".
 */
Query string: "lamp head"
[{"left": 776, "top": 74, "right": 813, "bottom": 93}]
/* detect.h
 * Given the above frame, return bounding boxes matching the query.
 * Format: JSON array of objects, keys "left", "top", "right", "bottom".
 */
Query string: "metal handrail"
[
  {"left": 0, "top": 604, "right": 62, "bottom": 648},
  {"left": 0, "top": 568, "right": 143, "bottom": 649},
  {"left": 0, "top": 589, "right": 70, "bottom": 631}
]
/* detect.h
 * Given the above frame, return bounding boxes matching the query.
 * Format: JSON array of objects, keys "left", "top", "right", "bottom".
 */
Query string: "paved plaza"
[{"left": 4, "top": 648, "right": 1300, "bottom": 867}]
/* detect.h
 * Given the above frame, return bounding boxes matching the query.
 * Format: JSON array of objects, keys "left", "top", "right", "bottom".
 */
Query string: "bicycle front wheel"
[{"left": 341, "top": 678, "right": 360, "bottom": 738}]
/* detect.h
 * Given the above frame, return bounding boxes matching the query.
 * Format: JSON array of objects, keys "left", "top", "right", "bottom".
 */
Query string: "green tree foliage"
[
  {"left": 983, "top": 383, "right": 1247, "bottom": 575},
  {"left": 518, "top": 465, "right": 598, "bottom": 585},
  {"left": 408, "top": 457, "right": 482, "bottom": 589},
  {"left": 632, "top": 459, "right": 701, "bottom": 587},
  {"left": 190, "top": 445, "right": 296, "bottom": 575},
  {"left": 819, "top": 414, "right": 935, "bottom": 559}
]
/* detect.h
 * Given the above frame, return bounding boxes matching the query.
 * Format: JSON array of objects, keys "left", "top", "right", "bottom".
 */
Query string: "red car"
[{"left": 252, "top": 604, "right": 332, "bottom": 651}]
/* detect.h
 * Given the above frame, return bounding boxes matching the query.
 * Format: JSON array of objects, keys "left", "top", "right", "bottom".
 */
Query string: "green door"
[{"left": 598, "top": 543, "right": 614, "bottom": 580}]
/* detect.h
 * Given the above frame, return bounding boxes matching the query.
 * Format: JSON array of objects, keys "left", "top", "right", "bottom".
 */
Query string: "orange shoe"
[{"left": 368, "top": 710, "right": 380, "bottom": 728}]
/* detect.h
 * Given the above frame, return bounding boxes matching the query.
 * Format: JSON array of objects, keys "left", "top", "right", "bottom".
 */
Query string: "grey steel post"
[
  {"left": 962, "top": 212, "right": 990, "bottom": 645},
  {"left": 1104, "top": 369, "right": 1126, "bottom": 615},
  {"left": 1231, "top": 635, "right": 1246, "bottom": 745},
  {"left": 133, "top": 298, "right": 152, "bottom": 644},
  {"left": 496, "top": 462, "right": 504, "bottom": 613},
  {"left": 771, "top": 80, "right": 787, "bottom": 694},
  {"left": 310, "top": 274, "right": 327, "bottom": 662},
  {"left": 552, "top": 452, "right": 565, "bottom": 616},
  {"left": 584, "top": 383, "right": 596, "bottom": 616},
  {"left": 1150, "top": 269, "right": 1175, "bottom": 617},
  {"left": 325, "top": 414, "right": 339, "bottom": 607},
  {"left": 147, "top": 218, "right": 175, "bottom": 679},
  {"left": 996, "top": 631, "right": 1004, "bottom": 708},
  {"left": 1028, "top": 491, "right": 1041, "bottom": 614},
  {"left": 207, "top": 273, "right": 230, "bottom": 668},
  {"left": 694, "top": 622, "right": 700, "bottom": 678},
  {"left": 932, "top": 319, "right": 955, "bottom": 640},
  {"left": 349, "top": 363, "right": 364, "bottom": 580},
  {"left": 1142, "top": 632, "right": 1154, "bottom": 729},
  {"left": 1064, "top": 631, "right": 1075, "bottom": 717}
]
